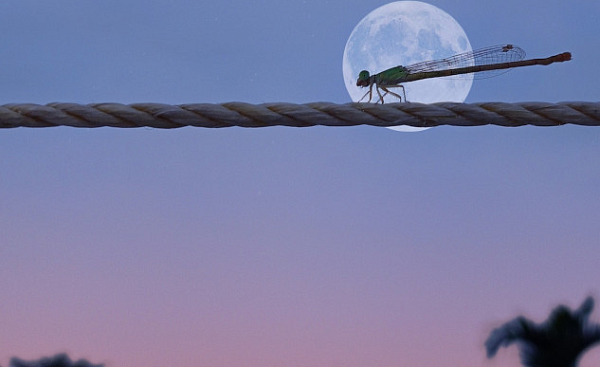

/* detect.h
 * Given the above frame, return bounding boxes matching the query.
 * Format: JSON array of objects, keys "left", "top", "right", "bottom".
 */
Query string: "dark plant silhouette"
[
  {"left": 9, "top": 353, "right": 103, "bottom": 367},
  {"left": 486, "top": 297, "right": 600, "bottom": 367}
]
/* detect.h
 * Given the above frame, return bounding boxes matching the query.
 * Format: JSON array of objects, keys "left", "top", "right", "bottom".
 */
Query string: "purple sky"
[{"left": 1, "top": 1, "right": 599, "bottom": 367}]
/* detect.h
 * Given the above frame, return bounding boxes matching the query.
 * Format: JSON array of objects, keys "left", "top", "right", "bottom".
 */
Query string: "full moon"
[{"left": 342, "top": 1, "right": 473, "bottom": 131}]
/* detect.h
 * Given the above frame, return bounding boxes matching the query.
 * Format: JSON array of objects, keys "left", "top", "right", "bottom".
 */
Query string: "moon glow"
[{"left": 342, "top": 1, "right": 473, "bottom": 131}]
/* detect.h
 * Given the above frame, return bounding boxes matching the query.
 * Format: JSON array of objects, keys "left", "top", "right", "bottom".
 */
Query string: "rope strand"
[{"left": 1, "top": 102, "right": 598, "bottom": 128}]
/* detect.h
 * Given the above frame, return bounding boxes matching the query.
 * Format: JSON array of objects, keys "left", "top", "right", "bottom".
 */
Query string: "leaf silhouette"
[{"left": 486, "top": 297, "right": 600, "bottom": 367}]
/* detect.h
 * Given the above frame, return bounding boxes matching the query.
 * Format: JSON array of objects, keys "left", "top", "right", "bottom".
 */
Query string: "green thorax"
[{"left": 374, "top": 65, "right": 410, "bottom": 85}]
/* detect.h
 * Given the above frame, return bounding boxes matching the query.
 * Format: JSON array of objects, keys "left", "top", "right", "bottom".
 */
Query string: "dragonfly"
[{"left": 356, "top": 44, "right": 572, "bottom": 103}]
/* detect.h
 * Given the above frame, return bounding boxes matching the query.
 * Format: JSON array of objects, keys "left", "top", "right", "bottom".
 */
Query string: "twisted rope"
[{"left": 1, "top": 101, "right": 599, "bottom": 128}]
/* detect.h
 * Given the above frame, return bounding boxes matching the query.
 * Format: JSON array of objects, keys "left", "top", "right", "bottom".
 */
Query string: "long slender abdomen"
[{"left": 400, "top": 52, "right": 571, "bottom": 83}]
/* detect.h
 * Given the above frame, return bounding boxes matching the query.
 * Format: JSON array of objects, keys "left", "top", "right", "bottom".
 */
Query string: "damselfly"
[{"left": 356, "top": 44, "right": 571, "bottom": 103}]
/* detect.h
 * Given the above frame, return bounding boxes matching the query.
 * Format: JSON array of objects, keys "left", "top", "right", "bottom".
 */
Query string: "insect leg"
[
  {"left": 379, "top": 91, "right": 389, "bottom": 104},
  {"left": 380, "top": 85, "right": 406, "bottom": 103},
  {"left": 358, "top": 83, "right": 374, "bottom": 103},
  {"left": 375, "top": 85, "right": 385, "bottom": 104}
]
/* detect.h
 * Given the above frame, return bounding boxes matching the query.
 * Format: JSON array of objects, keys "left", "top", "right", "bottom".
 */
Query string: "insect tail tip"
[{"left": 561, "top": 52, "right": 572, "bottom": 61}]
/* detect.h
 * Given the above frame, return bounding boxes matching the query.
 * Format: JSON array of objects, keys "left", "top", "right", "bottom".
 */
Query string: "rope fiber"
[{"left": 1, "top": 101, "right": 599, "bottom": 128}]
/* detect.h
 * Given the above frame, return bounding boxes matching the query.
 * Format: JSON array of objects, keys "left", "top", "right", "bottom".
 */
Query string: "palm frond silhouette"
[{"left": 486, "top": 297, "right": 600, "bottom": 367}]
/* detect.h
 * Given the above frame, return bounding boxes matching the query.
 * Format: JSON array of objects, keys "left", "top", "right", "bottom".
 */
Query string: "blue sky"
[{"left": 1, "top": 1, "right": 599, "bottom": 367}]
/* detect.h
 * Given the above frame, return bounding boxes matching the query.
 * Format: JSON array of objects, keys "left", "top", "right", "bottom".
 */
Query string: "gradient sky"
[{"left": 1, "top": 1, "right": 599, "bottom": 367}]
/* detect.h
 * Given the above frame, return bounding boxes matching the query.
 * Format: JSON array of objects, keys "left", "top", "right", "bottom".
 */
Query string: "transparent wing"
[{"left": 405, "top": 44, "right": 526, "bottom": 79}]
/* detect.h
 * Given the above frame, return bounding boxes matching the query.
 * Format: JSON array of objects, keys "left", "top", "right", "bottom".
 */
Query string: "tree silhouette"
[
  {"left": 9, "top": 354, "right": 102, "bottom": 367},
  {"left": 486, "top": 297, "right": 600, "bottom": 367}
]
